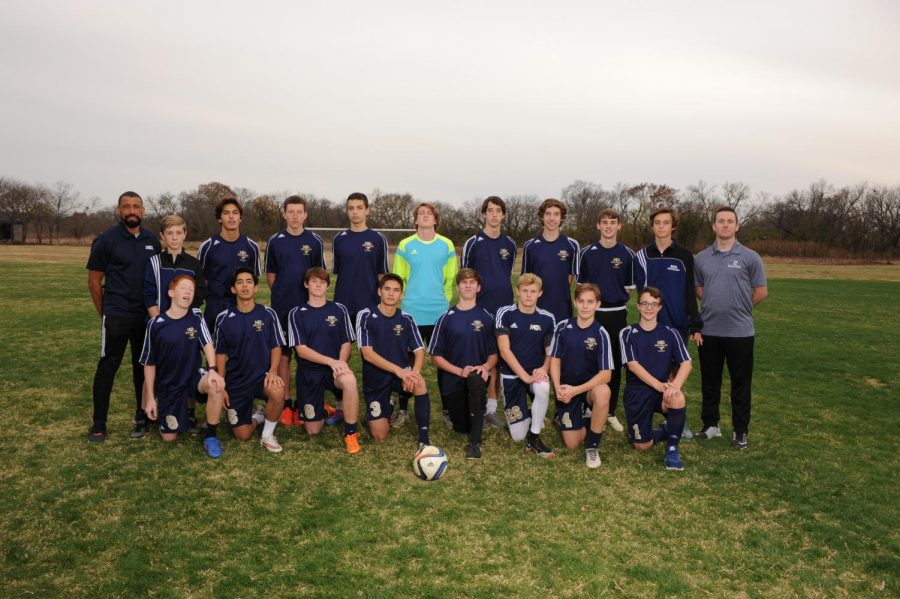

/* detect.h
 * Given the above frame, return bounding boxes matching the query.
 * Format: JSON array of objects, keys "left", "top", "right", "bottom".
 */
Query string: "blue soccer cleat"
[
  {"left": 664, "top": 447, "right": 684, "bottom": 471},
  {"left": 204, "top": 437, "right": 223, "bottom": 459}
]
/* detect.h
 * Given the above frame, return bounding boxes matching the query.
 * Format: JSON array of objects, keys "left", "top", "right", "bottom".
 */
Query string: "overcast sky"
[{"left": 2, "top": 1, "right": 898, "bottom": 208}]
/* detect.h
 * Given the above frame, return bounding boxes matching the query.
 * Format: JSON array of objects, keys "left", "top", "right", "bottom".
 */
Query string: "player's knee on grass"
[
  {"left": 561, "top": 429, "right": 585, "bottom": 449},
  {"left": 233, "top": 424, "right": 255, "bottom": 441},
  {"left": 161, "top": 432, "right": 178, "bottom": 443},
  {"left": 368, "top": 420, "right": 389, "bottom": 441},
  {"left": 509, "top": 418, "right": 530, "bottom": 441},
  {"left": 632, "top": 440, "right": 654, "bottom": 451},
  {"left": 305, "top": 420, "right": 324, "bottom": 435}
]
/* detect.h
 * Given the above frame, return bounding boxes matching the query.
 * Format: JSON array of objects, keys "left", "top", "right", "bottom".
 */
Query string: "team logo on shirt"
[
  {"left": 471, "top": 320, "right": 484, "bottom": 332},
  {"left": 393, "top": 324, "right": 404, "bottom": 336},
  {"left": 557, "top": 250, "right": 570, "bottom": 261},
  {"left": 145, "top": 245, "right": 155, "bottom": 251},
  {"left": 655, "top": 339, "right": 668, "bottom": 353},
  {"left": 499, "top": 248, "right": 510, "bottom": 261},
  {"left": 237, "top": 250, "right": 249, "bottom": 263},
  {"left": 727, "top": 259, "right": 742, "bottom": 269},
  {"left": 584, "top": 337, "right": 598, "bottom": 350},
  {"left": 529, "top": 324, "right": 542, "bottom": 332},
  {"left": 253, "top": 319, "right": 264, "bottom": 332},
  {"left": 326, "top": 315, "right": 338, "bottom": 327},
  {"left": 362, "top": 241, "right": 374, "bottom": 252},
  {"left": 185, "top": 327, "right": 197, "bottom": 340},
  {"left": 300, "top": 245, "right": 312, "bottom": 256},
  {"left": 611, "top": 257, "right": 623, "bottom": 269},
  {"left": 667, "top": 264, "right": 680, "bottom": 272}
]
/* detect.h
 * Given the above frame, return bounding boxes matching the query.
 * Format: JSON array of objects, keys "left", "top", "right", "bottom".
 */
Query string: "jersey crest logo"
[
  {"left": 185, "top": 327, "right": 197, "bottom": 340},
  {"left": 655, "top": 339, "right": 668, "bottom": 353},
  {"left": 362, "top": 241, "right": 374, "bottom": 252},
  {"left": 529, "top": 324, "right": 542, "bottom": 331},
  {"left": 667, "top": 264, "right": 680, "bottom": 272},
  {"left": 326, "top": 315, "right": 338, "bottom": 327},
  {"left": 499, "top": 248, "right": 510, "bottom": 260},
  {"left": 393, "top": 324, "right": 404, "bottom": 336},
  {"left": 584, "top": 337, "right": 598, "bottom": 350},
  {"left": 237, "top": 250, "right": 249, "bottom": 263},
  {"left": 471, "top": 320, "right": 484, "bottom": 332},
  {"left": 252, "top": 319, "right": 264, "bottom": 331},
  {"left": 557, "top": 250, "right": 570, "bottom": 261},
  {"left": 300, "top": 245, "right": 312, "bottom": 256},
  {"left": 727, "top": 259, "right": 742, "bottom": 269},
  {"left": 611, "top": 257, "right": 622, "bottom": 269},
  {"left": 145, "top": 245, "right": 155, "bottom": 251}
]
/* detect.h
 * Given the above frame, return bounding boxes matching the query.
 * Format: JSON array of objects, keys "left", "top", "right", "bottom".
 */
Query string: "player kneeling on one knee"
[
  {"left": 357, "top": 274, "right": 432, "bottom": 447},
  {"left": 620, "top": 286, "right": 692, "bottom": 470},
  {"left": 214, "top": 268, "right": 286, "bottom": 452},
  {"left": 141, "top": 274, "right": 227, "bottom": 457},
  {"left": 288, "top": 267, "right": 362, "bottom": 454},
  {"left": 549, "top": 284, "right": 613, "bottom": 468},
  {"left": 495, "top": 273, "right": 558, "bottom": 458}
]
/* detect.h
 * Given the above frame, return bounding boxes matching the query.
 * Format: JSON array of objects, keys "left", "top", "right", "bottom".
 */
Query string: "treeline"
[{"left": 1, "top": 177, "right": 898, "bottom": 256}]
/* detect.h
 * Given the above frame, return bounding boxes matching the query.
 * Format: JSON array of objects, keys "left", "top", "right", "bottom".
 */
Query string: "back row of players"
[{"left": 87, "top": 192, "right": 767, "bottom": 469}]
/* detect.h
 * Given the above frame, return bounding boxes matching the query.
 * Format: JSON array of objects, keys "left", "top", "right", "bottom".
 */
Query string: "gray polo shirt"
[{"left": 694, "top": 241, "right": 767, "bottom": 337}]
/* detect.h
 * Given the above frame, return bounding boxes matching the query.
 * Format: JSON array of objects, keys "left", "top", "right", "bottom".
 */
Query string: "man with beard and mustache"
[{"left": 86, "top": 191, "right": 161, "bottom": 442}]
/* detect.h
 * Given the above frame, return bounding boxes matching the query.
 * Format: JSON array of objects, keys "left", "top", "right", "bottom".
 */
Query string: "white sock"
[
  {"left": 530, "top": 381, "right": 550, "bottom": 435},
  {"left": 252, "top": 411, "right": 265, "bottom": 426},
  {"left": 486, "top": 398, "right": 498, "bottom": 414},
  {"left": 262, "top": 419, "right": 277, "bottom": 438}
]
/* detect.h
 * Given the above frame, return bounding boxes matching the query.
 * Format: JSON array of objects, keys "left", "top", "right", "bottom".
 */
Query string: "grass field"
[{"left": 0, "top": 246, "right": 897, "bottom": 598}]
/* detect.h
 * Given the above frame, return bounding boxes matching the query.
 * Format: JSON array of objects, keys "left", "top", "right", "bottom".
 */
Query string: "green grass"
[{"left": 0, "top": 261, "right": 897, "bottom": 598}]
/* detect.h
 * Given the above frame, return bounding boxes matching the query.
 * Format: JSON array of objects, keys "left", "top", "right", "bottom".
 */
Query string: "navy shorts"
[
  {"left": 226, "top": 375, "right": 267, "bottom": 427},
  {"left": 554, "top": 392, "right": 587, "bottom": 431},
  {"left": 364, "top": 379, "right": 401, "bottom": 421},
  {"left": 297, "top": 368, "right": 339, "bottom": 422},
  {"left": 623, "top": 386, "right": 664, "bottom": 444},
  {"left": 501, "top": 375, "right": 534, "bottom": 426},
  {"left": 157, "top": 368, "right": 205, "bottom": 433}
]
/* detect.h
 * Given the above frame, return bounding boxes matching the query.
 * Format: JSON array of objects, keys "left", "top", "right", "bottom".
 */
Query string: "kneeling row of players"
[{"left": 141, "top": 266, "right": 691, "bottom": 470}]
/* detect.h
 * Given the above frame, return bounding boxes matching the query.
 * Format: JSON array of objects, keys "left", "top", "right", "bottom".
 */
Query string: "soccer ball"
[{"left": 413, "top": 445, "right": 449, "bottom": 481}]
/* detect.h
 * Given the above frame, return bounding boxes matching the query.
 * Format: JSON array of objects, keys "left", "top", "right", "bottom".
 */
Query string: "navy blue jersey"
[
  {"left": 288, "top": 301, "right": 354, "bottom": 372},
  {"left": 428, "top": 305, "right": 498, "bottom": 396},
  {"left": 86, "top": 223, "right": 161, "bottom": 316},
  {"left": 140, "top": 310, "right": 212, "bottom": 399},
  {"left": 494, "top": 304, "right": 556, "bottom": 375},
  {"left": 198, "top": 234, "right": 262, "bottom": 306},
  {"left": 520, "top": 234, "right": 580, "bottom": 324},
  {"left": 332, "top": 228, "right": 389, "bottom": 319},
  {"left": 577, "top": 242, "right": 635, "bottom": 309},
  {"left": 265, "top": 229, "right": 326, "bottom": 317},
  {"left": 634, "top": 241, "right": 701, "bottom": 334},
  {"left": 461, "top": 231, "right": 516, "bottom": 315},
  {"left": 549, "top": 318, "right": 612, "bottom": 385},
  {"left": 620, "top": 322, "right": 691, "bottom": 389},
  {"left": 214, "top": 303, "right": 284, "bottom": 389},
  {"left": 356, "top": 306, "right": 424, "bottom": 388},
  {"left": 144, "top": 250, "right": 206, "bottom": 314}
]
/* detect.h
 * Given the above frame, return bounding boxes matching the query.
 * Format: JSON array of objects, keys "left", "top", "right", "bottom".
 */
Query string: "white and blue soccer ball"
[{"left": 413, "top": 445, "right": 448, "bottom": 481}]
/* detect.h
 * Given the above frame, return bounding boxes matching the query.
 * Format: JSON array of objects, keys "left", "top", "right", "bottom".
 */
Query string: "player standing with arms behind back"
[{"left": 461, "top": 195, "right": 516, "bottom": 429}]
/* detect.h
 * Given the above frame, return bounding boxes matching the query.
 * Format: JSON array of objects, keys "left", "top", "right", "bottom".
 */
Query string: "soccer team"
[{"left": 86, "top": 191, "right": 768, "bottom": 470}]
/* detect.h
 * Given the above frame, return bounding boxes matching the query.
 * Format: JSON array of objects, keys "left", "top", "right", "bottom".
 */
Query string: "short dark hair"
[
  {"left": 283, "top": 195, "right": 307, "bottom": 211},
  {"left": 118, "top": 191, "right": 142, "bottom": 205},
  {"left": 456, "top": 268, "right": 482, "bottom": 286},
  {"left": 639, "top": 286, "right": 662, "bottom": 301},
  {"left": 347, "top": 192, "right": 369, "bottom": 208},
  {"left": 379, "top": 273, "right": 404, "bottom": 291},
  {"left": 597, "top": 208, "right": 620, "bottom": 223},
  {"left": 231, "top": 267, "right": 257, "bottom": 287},
  {"left": 649, "top": 206, "right": 678, "bottom": 228},
  {"left": 574, "top": 283, "right": 601, "bottom": 301},
  {"left": 539, "top": 198, "right": 567, "bottom": 220},
  {"left": 216, "top": 197, "right": 242, "bottom": 220},
  {"left": 304, "top": 266, "right": 330, "bottom": 285},
  {"left": 481, "top": 196, "right": 506, "bottom": 215},
  {"left": 714, "top": 205, "right": 737, "bottom": 219}
]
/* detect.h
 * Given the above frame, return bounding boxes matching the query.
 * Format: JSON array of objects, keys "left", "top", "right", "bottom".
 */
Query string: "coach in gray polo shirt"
[{"left": 692, "top": 206, "right": 768, "bottom": 449}]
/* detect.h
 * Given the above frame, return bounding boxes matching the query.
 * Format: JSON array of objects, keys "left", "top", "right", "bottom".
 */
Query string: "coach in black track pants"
[{"left": 86, "top": 191, "right": 160, "bottom": 442}]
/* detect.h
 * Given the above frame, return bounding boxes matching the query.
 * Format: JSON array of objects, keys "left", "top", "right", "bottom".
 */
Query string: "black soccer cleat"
[
  {"left": 465, "top": 442, "right": 482, "bottom": 460},
  {"left": 129, "top": 420, "right": 149, "bottom": 440},
  {"left": 87, "top": 422, "right": 107, "bottom": 443},
  {"left": 525, "top": 433, "right": 556, "bottom": 459}
]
